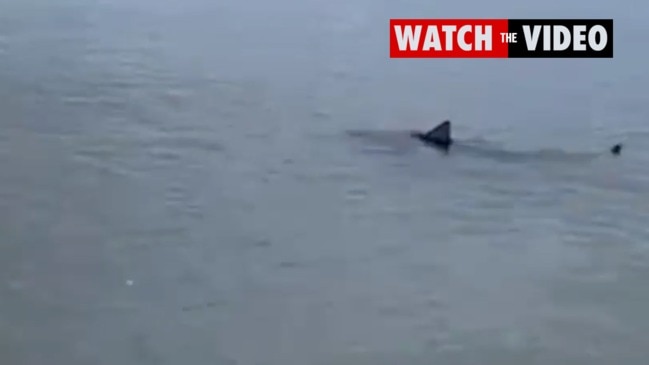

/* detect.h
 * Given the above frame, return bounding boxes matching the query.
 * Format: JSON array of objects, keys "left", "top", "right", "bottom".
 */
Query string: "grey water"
[{"left": 1, "top": 0, "right": 649, "bottom": 364}]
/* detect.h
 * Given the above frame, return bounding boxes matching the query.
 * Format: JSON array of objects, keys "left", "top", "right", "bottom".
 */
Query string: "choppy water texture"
[{"left": 1, "top": 0, "right": 649, "bottom": 364}]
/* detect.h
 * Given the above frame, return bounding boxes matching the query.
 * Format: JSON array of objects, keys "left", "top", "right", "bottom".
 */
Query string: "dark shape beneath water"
[
  {"left": 346, "top": 120, "right": 624, "bottom": 164},
  {"left": 411, "top": 120, "right": 623, "bottom": 159}
]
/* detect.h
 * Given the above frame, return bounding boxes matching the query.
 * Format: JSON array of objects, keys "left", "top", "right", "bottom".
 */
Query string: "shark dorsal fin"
[{"left": 424, "top": 120, "right": 451, "bottom": 143}]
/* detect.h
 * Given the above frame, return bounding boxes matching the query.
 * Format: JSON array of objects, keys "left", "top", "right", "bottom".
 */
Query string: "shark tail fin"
[{"left": 424, "top": 120, "right": 452, "bottom": 143}]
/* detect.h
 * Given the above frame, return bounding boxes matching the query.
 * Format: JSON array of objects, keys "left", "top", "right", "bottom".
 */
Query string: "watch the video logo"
[{"left": 389, "top": 19, "right": 613, "bottom": 58}]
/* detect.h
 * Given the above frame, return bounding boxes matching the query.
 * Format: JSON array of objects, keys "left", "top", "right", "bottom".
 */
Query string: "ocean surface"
[{"left": 1, "top": 0, "right": 649, "bottom": 364}]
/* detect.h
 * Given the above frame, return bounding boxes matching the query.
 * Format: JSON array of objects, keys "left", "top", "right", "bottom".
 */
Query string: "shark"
[{"left": 410, "top": 120, "right": 623, "bottom": 156}]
